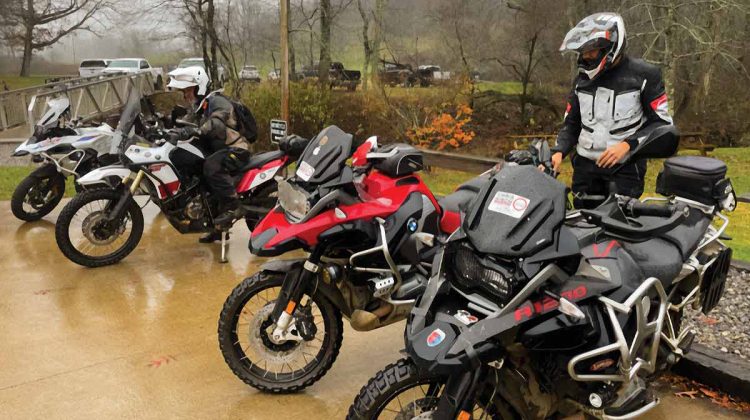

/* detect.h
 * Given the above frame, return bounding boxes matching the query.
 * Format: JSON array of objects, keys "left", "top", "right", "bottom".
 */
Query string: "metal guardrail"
[
  {"left": 421, "top": 149, "right": 499, "bottom": 173},
  {"left": 0, "top": 72, "right": 159, "bottom": 133}
]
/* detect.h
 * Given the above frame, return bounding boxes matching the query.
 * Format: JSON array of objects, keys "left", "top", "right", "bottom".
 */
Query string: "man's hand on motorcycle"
[
  {"left": 540, "top": 152, "right": 563, "bottom": 172},
  {"left": 596, "top": 142, "right": 630, "bottom": 168}
]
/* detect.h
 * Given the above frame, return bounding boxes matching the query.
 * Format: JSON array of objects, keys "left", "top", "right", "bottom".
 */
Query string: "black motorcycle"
[{"left": 348, "top": 126, "right": 737, "bottom": 419}]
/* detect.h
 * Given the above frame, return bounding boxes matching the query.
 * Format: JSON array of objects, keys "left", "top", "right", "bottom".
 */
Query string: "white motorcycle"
[
  {"left": 10, "top": 96, "right": 121, "bottom": 221},
  {"left": 54, "top": 89, "right": 307, "bottom": 267}
]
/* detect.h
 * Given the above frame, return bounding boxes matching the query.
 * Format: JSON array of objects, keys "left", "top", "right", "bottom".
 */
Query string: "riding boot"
[{"left": 214, "top": 197, "right": 242, "bottom": 228}]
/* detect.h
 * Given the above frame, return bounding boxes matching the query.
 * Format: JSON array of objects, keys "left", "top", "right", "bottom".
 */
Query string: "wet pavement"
[{"left": 0, "top": 201, "right": 744, "bottom": 419}]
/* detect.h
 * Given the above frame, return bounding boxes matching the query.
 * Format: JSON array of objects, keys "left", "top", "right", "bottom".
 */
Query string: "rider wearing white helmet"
[
  {"left": 551, "top": 13, "right": 674, "bottom": 208},
  {"left": 167, "top": 66, "right": 254, "bottom": 243}
]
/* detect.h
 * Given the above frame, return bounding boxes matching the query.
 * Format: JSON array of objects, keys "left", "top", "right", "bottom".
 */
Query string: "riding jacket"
[{"left": 552, "top": 55, "right": 673, "bottom": 161}]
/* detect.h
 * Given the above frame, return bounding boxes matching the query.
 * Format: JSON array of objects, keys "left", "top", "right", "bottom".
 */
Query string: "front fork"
[
  {"left": 105, "top": 169, "right": 144, "bottom": 223},
  {"left": 270, "top": 247, "right": 325, "bottom": 342},
  {"left": 435, "top": 366, "right": 484, "bottom": 419}
]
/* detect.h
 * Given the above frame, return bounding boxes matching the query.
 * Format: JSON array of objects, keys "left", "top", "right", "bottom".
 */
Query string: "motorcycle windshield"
[
  {"left": 294, "top": 125, "right": 352, "bottom": 186},
  {"left": 462, "top": 165, "right": 566, "bottom": 257},
  {"left": 117, "top": 87, "right": 142, "bottom": 136}
]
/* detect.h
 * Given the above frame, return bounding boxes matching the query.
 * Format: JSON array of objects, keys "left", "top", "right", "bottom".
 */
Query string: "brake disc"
[
  {"left": 248, "top": 304, "right": 308, "bottom": 365},
  {"left": 81, "top": 212, "right": 123, "bottom": 245}
]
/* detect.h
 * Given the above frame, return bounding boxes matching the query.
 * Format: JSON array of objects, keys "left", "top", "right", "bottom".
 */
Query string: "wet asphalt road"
[{"left": 0, "top": 201, "right": 743, "bottom": 419}]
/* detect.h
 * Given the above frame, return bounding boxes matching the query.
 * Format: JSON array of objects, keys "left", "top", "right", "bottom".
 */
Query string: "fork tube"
[
  {"left": 272, "top": 245, "right": 326, "bottom": 327},
  {"left": 106, "top": 170, "right": 142, "bottom": 222},
  {"left": 435, "top": 368, "right": 483, "bottom": 419}
]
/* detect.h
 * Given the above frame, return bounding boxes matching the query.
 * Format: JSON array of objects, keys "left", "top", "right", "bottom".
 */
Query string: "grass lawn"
[
  {"left": 3, "top": 147, "right": 749, "bottom": 258},
  {"left": 0, "top": 75, "right": 55, "bottom": 90}
]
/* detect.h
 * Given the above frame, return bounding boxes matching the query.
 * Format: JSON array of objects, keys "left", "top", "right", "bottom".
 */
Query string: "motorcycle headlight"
[
  {"left": 451, "top": 245, "right": 517, "bottom": 306},
  {"left": 278, "top": 179, "right": 310, "bottom": 222}
]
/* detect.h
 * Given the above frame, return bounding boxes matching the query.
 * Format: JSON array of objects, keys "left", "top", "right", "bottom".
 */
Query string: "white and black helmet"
[
  {"left": 560, "top": 13, "right": 626, "bottom": 80},
  {"left": 167, "top": 66, "right": 210, "bottom": 96}
]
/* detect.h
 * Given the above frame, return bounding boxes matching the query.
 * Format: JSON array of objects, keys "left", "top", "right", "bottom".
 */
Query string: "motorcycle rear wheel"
[
  {"left": 348, "top": 358, "right": 515, "bottom": 420},
  {"left": 11, "top": 169, "right": 66, "bottom": 222},
  {"left": 218, "top": 271, "right": 343, "bottom": 393},
  {"left": 55, "top": 188, "right": 144, "bottom": 267}
]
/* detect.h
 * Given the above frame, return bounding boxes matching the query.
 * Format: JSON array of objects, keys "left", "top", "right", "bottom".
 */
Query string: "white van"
[{"left": 79, "top": 59, "right": 110, "bottom": 77}]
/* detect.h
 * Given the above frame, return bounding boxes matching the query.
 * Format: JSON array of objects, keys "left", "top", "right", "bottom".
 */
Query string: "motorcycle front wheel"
[
  {"left": 348, "top": 358, "right": 515, "bottom": 420},
  {"left": 218, "top": 271, "right": 343, "bottom": 393},
  {"left": 55, "top": 188, "right": 144, "bottom": 267},
  {"left": 11, "top": 167, "right": 66, "bottom": 221}
]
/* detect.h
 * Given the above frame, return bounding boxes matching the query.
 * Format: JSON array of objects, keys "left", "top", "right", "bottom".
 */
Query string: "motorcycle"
[
  {"left": 217, "top": 126, "right": 485, "bottom": 393},
  {"left": 54, "top": 89, "right": 308, "bottom": 267},
  {"left": 10, "top": 95, "right": 120, "bottom": 221},
  {"left": 349, "top": 125, "right": 737, "bottom": 419}
]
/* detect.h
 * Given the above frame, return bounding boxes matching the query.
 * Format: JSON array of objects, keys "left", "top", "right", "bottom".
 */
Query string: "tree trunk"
[
  {"left": 357, "top": 0, "right": 371, "bottom": 91},
  {"left": 368, "top": 0, "right": 386, "bottom": 90},
  {"left": 19, "top": 0, "right": 34, "bottom": 77},
  {"left": 288, "top": 0, "right": 296, "bottom": 79},
  {"left": 318, "top": 0, "right": 331, "bottom": 85},
  {"left": 206, "top": 0, "right": 220, "bottom": 84}
]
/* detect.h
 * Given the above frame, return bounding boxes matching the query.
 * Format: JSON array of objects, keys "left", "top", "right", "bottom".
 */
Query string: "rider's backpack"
[{"left": 216, "top": 93, "right": 257, "bottom": 144}]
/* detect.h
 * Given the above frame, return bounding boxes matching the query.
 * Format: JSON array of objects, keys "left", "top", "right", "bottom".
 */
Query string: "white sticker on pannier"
[
  {"left": 487, "top": 191, "right": 530, "bottom": 218},
  {"left": 296, "top": 161, "right": 315, "bottom": 181}
]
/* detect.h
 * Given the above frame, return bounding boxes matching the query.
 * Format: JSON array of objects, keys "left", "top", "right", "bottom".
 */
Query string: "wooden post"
[{"left": 280, "top": 0, "right": 290, "bottom": 123}]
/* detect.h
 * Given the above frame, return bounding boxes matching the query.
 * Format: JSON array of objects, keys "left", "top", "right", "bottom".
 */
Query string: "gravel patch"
[{"left": 686, "top": 267, "right": 750, "bottom": 360}]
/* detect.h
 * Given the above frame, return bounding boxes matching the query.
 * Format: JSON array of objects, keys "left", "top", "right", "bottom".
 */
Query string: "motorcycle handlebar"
[{"left": 624, "top": 200, "right": 675, "bottom": 218}]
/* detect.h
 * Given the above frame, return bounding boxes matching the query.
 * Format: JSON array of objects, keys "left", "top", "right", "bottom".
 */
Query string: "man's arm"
[
  {"left": 551, "top": 86, "right": 582, "bottom": 158},
  {"left": 626, "top": 65, "right": 673, "bottom": 150}
]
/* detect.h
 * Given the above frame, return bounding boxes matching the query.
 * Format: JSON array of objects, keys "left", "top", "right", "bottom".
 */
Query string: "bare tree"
[
  {"left": 356, "top": 0, "right": 386, "bottom": 90},
  {"left": 2, "top": 0, "right": 116, "bottom": 76}
]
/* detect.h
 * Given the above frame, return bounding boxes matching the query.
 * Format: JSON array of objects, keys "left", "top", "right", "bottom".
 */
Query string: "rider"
[
  {"left": 550, "top": 13, "right": 674, "bottom": 208},
  {"left": 166, "top": 66, "right": 252, "bottom": 243}
]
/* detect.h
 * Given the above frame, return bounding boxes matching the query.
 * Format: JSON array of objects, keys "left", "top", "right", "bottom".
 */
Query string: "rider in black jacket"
[
  {"left": 550, "top": 13, "right": 674, "bottom": 208},
  {"left": 167, "top": 66, "right": 252, "bottom": 243}
]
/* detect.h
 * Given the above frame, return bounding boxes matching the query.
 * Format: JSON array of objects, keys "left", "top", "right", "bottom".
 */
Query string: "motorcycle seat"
[
  {"left": 619, "top": 208, "right": 711, "bottom": 284},
  {"left": 242, "top": 150, "right": 285, "bottom": 171}
]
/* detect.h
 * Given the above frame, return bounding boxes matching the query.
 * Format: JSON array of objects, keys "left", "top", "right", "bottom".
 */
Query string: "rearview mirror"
[{"left": 629, "top": 125, "right": 680, "bottom": 161}]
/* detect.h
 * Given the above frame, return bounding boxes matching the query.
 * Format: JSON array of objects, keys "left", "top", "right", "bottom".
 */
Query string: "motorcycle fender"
[
  {"left": 260, "top": 258, "right": 305, "bottom": 273},
  {"left": 29, "top": 163, "right": 62, "bottom": 178},
  {"left": 77, "top": 165, "right": 132, "bottom": 186}
]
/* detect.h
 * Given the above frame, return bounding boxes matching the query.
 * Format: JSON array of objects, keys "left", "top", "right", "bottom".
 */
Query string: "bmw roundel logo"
[
  {"left": 407, "top": 217, "right": 418, "bottom": 232},
  {"left": 426, "top": 328, "right": 446, "bottom": 347}
]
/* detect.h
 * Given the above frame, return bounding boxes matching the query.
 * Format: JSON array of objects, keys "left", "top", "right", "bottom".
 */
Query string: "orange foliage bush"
[{"left": 407, "top": 103, "right": 476, "bottom": 150}]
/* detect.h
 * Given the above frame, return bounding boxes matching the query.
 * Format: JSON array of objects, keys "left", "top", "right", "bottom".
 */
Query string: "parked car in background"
[
  {"left": 239, "top": 65, "right": 261, "bottom": 82},
  {"left": 418, "top": 65, "right": 451, "bottom": 85},
  {"left": 379, "top": 61, "right": 417, "bottom": 87},
  {"left": 267, "top": 69, "right": 280, "bottom": 81},
  {"left": 297, "top": 61, "right": 360, "bottom": 90},
  {"left": 78, "top": 59, "right": 111, "bottom": 77},
  {"left": 103, "top": 58, "right": 164, "bottom": 89},
  {"left": 170, "top": 57, "right": 226, "bottom": 87}
]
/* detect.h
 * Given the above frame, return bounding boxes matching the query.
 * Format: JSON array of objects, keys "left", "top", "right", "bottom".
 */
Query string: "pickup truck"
[
  {"left": 298, "top": 62, "right": 361, "bottom": 91},
  {"left": 78, "top": 59, "right": 111, "bottom": 77},
  {"left": 102, "top": 58, "right": 165, "bottom": 89},
  {"left": 418, "top": 65, "right": 451, "bottom": 85}
]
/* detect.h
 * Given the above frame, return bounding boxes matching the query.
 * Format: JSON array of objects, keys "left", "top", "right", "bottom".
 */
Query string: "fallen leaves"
[
  {"left": 147, "top": 355, "right": 177, "bottom": 368},
  {"left": 666, "top": 373, "right": 750, "bottom": 413}
]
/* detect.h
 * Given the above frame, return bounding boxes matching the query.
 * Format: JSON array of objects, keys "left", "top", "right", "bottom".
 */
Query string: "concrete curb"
[
  {"left": 674, "top": 260, "right": 750, "bottom": 401},
  {"left": 674, "top": 343, "right": 750, "bottom": 402}
]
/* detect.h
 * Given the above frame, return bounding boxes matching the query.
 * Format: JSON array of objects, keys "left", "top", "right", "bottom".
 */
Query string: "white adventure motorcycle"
[
  {"left": 10, "top": 93, "right": 166, "bottom": 222},
  {"left": 54, "top": 89, "right": 308, "bottom": 267}
]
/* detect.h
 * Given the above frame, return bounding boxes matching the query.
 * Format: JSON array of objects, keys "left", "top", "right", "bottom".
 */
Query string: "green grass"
[
  {"left": 421, "top": 147, "right": 750, "bottom": 261},
  {"left": 0, "top": 166, "right": 76, "bottom": 201},
  {"left": 0, "top": 75, "right": 55, "bottom": 90}
]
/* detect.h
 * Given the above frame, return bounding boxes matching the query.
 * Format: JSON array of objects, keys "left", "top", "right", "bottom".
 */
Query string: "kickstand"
[{"left": 220, "top": 231, "right": 229, "bottom": 263}]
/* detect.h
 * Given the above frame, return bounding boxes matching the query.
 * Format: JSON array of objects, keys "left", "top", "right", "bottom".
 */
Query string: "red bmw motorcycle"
[{"left": 217, "top": 125, "right": 485, "bottom": 393}]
